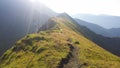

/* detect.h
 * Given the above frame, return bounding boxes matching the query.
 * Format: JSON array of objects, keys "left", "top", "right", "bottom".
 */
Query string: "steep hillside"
[
  {"left": 60, "top": 13, "right": 120, "bottom": 56},
  {"left": 0, "top": 0, "right": 56, "bottom": 56},
  {"left": 0, "top": 14, "right": 120, "bottom": 68},
  {"left": 69, "top": 18, "right": 120, "bottom": 56}
]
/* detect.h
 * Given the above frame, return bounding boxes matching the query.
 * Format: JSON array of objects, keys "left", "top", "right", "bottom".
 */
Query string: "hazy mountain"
[
  {"left": 109, "top": 28, "right": 120, "bottom": 37},
  {"left": 75, "top": 19, "right": 120, "bottom": 37},
  {"left": 0, "top": 13, "right": 120, "bottom": 68},
  {"left": 73, "top": 14, "right": 120, "bottom": 29},
  {"left": 0, "top": 0, "right": 56, "bottom": 56}
]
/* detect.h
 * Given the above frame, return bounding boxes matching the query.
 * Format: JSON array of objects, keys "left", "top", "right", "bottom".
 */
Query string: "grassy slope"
[{"left": 0, "top": 17, "right": 120, "bottom": 68}]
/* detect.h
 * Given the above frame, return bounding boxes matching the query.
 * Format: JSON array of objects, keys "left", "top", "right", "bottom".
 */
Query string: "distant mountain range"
[
  {"left": 75, "top": 19, "right": 120, "bottom": 37},
  {"left": 0, "top": 0, "right": 56, "bottom": 56},
  {"left": 73, "top": 14, "right": 120, "bottom": 28},
  {"left": 73, "top": 14, "right": 120, "bottom": 37}
]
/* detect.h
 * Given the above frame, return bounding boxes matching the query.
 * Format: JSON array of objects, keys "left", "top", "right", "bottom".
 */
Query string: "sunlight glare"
[
  {"left": 37, "top": 0, "right": 120, "bottom": 16},
  {"left": 30, "top": 0, "right": 35, "bottom": 3}
]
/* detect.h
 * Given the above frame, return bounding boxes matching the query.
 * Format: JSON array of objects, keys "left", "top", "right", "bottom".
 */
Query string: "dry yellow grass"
[{"left": 0, "top": 16, "right": 120, "bottom": 68}]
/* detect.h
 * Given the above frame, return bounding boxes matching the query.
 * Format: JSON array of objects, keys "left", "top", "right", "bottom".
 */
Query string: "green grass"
[
  {"left": 0, "top": 32, "right": 71, "bottom": 68},
  {"left": 0, "top": 16, "right": 120, "bottom": 68}
]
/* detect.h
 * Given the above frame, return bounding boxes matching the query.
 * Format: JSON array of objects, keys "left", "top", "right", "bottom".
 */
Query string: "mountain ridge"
[
  {"left": 45, "top": 13, "right": 120, "bottom": 56},
  {"left": 0, "top": 13, "right": 120, "bottom": 68}
]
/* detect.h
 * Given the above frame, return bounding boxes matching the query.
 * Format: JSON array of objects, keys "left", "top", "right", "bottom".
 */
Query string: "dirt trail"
[{"left": 63, "top": 45, "right": 81, "bottom": 68}]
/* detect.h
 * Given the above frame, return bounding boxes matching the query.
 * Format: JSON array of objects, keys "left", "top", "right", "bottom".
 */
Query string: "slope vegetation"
[
  {"left": 59, "top": 13, "right": 120, "bottom": 56},
  {"left": 0, "top": 1, "right": 56, "bottom": 56},
  {"left": 0, "top": 14, "right": 120, "bottom": 68}
]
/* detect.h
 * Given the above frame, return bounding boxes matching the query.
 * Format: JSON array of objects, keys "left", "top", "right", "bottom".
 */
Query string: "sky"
[{"left": 30, "top": 0, "right": 120, "bottom": 16}]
